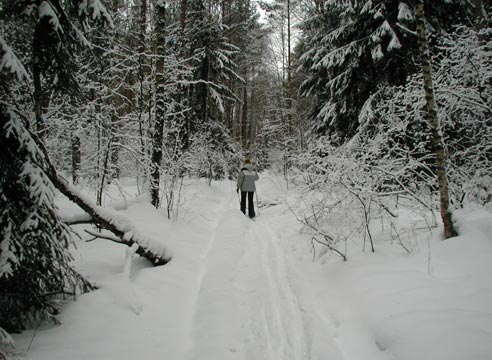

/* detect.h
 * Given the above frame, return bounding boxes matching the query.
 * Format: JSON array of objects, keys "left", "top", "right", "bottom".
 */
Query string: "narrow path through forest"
[
  {"left": 182, "top": 177, "right": 395, "bottom": 360},
  {"left": 184, "top": 186, "right": 351, "bottom": 360}
]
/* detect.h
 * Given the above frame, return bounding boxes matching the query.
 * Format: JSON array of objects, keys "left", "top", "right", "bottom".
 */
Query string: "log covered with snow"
[
  {"left": 54, "top": 176, "right": 170, "bottom": 265},
  {"left": 34, "top": 137, "right": 171, "bottom": 266}
]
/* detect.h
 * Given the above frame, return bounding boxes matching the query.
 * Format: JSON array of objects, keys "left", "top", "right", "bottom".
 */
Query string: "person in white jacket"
[{"left": 236, "top": 159, "right": 259, "bottom": 218}]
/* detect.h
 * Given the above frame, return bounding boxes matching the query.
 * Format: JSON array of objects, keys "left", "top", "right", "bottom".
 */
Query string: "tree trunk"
[
  {"left": 32, "top": 23, "right": 49, "bottom": 141},
  {"left": 225, "top": 78, "right": 233, "bottom": 132},
  {"left": 139, "top": 0, "right": 147, "bottom": 48},
  {"left": 415, "top": 1, "right": 457, "bottom": 239},
  {"left": 33, "top": 64, "right": 47, "bottom": 140},
  {"left": 470, "top": 0, "right": 485, "bottom": 22},
  {"left": 136, "top": 0, "right": 150, "bottom": 178},
  {"left": 241, "top": 85, "right": 248, "bottom": 148},
  {"left": 180, "top": 0, "right": 187, "bottom": 41},
  {"left": 97, "top": 136, "right": 112, "bottom": 206},
  {"left": 199, "top": 52, "right": 210, "bottom": 124},
  {"left": 286, "top": 0, "right": 293, "bottom": 135},
  {"left": 71, "top": 132, "right": 81, "bottom": 184},
  {"left": 110, "top": 113, "right": 120, "bottom": 179},
  {"left": 150, "top": 1, "right": 167, "bottom": 208},
  {"left": 250, "top": 69, "right": 257, "bottom": 147},
  {"left": 234, "top": 93, "right": 241, "bottom": 142}
]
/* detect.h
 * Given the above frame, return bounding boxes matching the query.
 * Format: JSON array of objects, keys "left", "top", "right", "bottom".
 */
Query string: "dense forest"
[{"left": 1, "top": 0, "right": 491, "bottom": 349}]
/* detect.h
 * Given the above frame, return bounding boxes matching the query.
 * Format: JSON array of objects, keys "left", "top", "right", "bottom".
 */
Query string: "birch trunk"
[{"left": 416, "top": 1, "right": 457, "bottom": 239}]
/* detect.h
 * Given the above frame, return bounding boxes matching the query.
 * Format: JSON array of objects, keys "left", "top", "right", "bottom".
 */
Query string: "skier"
[{"left": 236, "top": 159, "right": 259, "bottom": 218}]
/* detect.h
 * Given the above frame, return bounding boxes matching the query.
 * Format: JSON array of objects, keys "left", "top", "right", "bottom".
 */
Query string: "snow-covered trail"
[
  {"left": 185, "top": 179, "right": 391, "bottom": 360},
  {"left": 242, "top": 220, "right": 310, "bottom": 359},
  {"left": 185, "top": 190, "right": 346, "bottom": 360},
  {"left": 186, "top": 209, "right": 313, "bottom": 360}
]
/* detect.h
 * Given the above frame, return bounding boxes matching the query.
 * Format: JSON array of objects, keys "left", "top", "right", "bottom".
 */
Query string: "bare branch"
[
  {"left": 84, "top": 229, "right": 124, "bottom": 244},
  {"left": 287, "top": 202, "right": 347, "bottom": 261}
]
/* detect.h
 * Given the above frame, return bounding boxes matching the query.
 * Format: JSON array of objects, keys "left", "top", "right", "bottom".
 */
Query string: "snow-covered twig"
[
  {"left": 287, "top": 202, "right": 347, "bottom": 261},
  {"left": 339, "top": 179, "right": 375, "bottom": 253},
  {"left": 84, "top": 229, "right": 123, "bottom": 244}
]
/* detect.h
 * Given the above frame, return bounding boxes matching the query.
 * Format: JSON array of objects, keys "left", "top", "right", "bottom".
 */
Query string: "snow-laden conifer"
[
  {"left": 297, "top": 0, "right": 481, "bottom": 142},
  {"left": 0, "top": 103, "right": 93, "bottom": 333},
  {"left": 0, "top": 0, "right": 112, "bottom": 336}
]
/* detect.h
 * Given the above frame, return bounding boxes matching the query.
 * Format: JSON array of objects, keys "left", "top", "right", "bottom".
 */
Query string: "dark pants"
[{"left": 240, "top": 191, "right": 255, "bottom": 218}]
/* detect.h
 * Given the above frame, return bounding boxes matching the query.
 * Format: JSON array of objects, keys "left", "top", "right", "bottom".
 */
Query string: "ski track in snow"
[
  {"left": 186, "top": 192, "right": 335, "bottom": 360},
  {"left": 246, "top": 222, "right": 309, "bottom": 359},
  {"left": 185, "top": 188, "right": 390, "bottom": 360}
]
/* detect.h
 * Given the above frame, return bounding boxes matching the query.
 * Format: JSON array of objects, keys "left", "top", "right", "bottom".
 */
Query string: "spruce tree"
[
  {"left": 0, "top": 102, "right": 93, "bottom": 333},
  {"left": 0, "top": 0, "right": 111, "bottom": 333},
  {"left": 297, "top": 0, "right": 480, "bottom": 142}
]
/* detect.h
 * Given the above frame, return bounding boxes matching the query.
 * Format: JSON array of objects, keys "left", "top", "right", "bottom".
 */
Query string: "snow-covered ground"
[{"left": 13, "top": 173, "right": 492, "bottom": 360}]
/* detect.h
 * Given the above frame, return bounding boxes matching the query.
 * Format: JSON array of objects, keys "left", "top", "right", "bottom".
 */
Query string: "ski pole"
[{"left": 255, "top": 190, "right": 260, "bottom": 216}]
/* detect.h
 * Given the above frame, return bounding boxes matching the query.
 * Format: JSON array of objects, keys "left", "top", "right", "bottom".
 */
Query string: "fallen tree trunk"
[
  {"left": 34, "top": 133, "right": 171, "bottom": 266},
  {"left": 55, "top": 176, "right": 169, "bottom": 265}
]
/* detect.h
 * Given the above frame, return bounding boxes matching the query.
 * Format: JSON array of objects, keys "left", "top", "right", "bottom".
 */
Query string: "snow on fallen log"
[
  {"left": 34, "top": 136, "right": 171, "bottom": 266},
  {"left": 61, "top": 212, "right": 94, "bottom": 225},
  {"left": 55, "top": 178, "right": 171, "bottom": 265}
]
